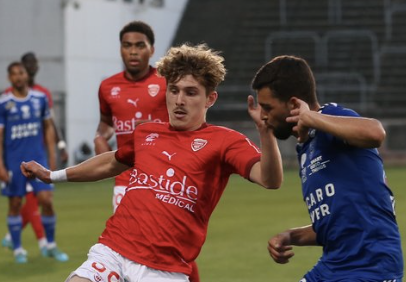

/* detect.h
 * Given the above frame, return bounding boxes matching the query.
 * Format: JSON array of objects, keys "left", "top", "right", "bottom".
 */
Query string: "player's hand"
[
  {"left": 267, "top": 232, "right": 294, "bottom": 264},
  {"left": 286, "top": 98, "right": 311, "bottom": 143},
  {"left": 248, "top": 95, "right": 265, "bottom": 130},
  {"left": 59, "top": 148, "right": 69, "bottom": 164},
  {"left": 20, "top": 161, "right": 52, "bottom": 184},
  {"left": 0, "top": 165, "right": 9, "bottom": 183}
]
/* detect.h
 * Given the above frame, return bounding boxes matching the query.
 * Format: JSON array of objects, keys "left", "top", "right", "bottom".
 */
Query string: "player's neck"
[
  {"left": 12, "top": 86, "right": 29, "bottom": 98},
  {"left": 124, "top": 67, "right": 150, "bottom": 82},
  {"left": 28, "top": 77, "right": 35, "bottom": 87}
]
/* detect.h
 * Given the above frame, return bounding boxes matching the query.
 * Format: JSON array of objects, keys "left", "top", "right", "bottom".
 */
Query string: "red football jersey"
[
  {"left": 3, "top": 84, "right": 53, "bottom": 108},
  {"left": 98, "top": 68, "right": 168, "bottom": 185},
  {"left": 99, "top": 122, "right": 261, "bottom": 275}
]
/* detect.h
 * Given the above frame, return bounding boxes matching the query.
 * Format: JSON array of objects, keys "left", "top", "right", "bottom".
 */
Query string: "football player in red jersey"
[
  {"left": 93, "top": 20, "right": 202, "bottom": 281},
  {"left": 21, "top": 43, "right": 283, "bottom": 282},
  {"left": 94, "top": 21, "right": 167, "bottom": 212}
]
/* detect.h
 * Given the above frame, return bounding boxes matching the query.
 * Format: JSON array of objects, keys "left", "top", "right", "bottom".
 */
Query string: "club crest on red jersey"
[
  {"left": 191, "top": 138, "right": 207, "bottom": 151},
  {"left": 148, "top": 84, "right": 160, "bottom": 97}
]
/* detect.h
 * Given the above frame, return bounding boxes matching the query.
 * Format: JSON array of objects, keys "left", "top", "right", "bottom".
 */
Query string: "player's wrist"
[
  {"left": 57, "top": 140, "right": 67, "bottom": 150},
  {"left": 50, "top": 169, "right": 68, "bottom": 182}
]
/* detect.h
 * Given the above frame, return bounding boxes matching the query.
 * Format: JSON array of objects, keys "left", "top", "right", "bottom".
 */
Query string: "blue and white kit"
[
  {"left": 0, "top": 90, "right": 54, "bottom": 196},
  {"left": 297, "top": 103, "right": 403, "bottom": 281}
]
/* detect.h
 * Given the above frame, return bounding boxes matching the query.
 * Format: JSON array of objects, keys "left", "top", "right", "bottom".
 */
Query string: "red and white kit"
[
  {"left": 98, "top": 68, "right": 168, "bottom": 186},
  {"left": 99, "top": 122, "right": 261, "bottom": 276}
]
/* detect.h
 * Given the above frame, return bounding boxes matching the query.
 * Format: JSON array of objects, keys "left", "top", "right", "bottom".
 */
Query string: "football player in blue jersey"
[
  {"left": 249, "top": 55, "right": 403, "bottom": 281},
  {"left": 0, "top": 62, "right": 68, "bottom": 263}
]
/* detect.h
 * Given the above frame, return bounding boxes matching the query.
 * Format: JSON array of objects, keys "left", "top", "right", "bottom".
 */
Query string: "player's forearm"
[
  {"left": 65, "top": 151, "right": 129, "bottom": 182},
  {"left": 259, "top": 128, "right": 283, "bottom": 189},
  {"left": 287, "top": 225, "right": 319, "bottom": 246},
  {"left": 94, "top": 135, "right": 112, "bottom": 155},
  {"left": 303, "top": 111, "right": 385, "bottom": 148}
]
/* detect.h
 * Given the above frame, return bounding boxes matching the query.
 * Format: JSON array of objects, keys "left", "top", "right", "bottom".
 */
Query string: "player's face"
[
  {"left": 257, "top": 87, "right": 294, "bottom": 140},
  {"left": 22, "top": 56, "right": 38, "bottom": 77},
  {"left": 120, "top": 32, "right": 154, "bottom": 80},
  {"left": 9, "top": 65, "right": 29, "bottom": 90},
  {"left": 166, "top": 74, "right": 217, "bottom": 131}
]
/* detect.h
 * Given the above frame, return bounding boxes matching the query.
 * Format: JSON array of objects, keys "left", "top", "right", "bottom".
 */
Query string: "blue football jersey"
[
  {"left": 0, "top": 89, "right": 51, "bottom": 169},
  {"left": 297, "top": 103, "right": 403, "bottom": 280}
]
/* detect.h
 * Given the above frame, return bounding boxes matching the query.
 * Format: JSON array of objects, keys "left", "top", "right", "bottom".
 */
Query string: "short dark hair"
[
  {"left": 21, "top": 52, "right": 37, "bottom": 63},
  {"left": 7, "top": 61, "right": 24, "bottom": 74},
  {"left": 119, "top": 21, "right": 155, "bottom": 46},
  {"left": 251, "top": 55, "right": 317, "bottom": 105}
]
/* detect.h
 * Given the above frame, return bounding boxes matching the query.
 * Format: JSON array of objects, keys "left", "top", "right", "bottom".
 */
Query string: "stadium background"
[{"left": 0, "top": 0, "right": 405, "bottom": 281}]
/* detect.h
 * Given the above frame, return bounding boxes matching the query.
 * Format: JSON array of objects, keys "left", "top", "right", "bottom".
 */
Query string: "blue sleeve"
[{"left": 319, "top": 104, "right": 361, "bottom": 146}]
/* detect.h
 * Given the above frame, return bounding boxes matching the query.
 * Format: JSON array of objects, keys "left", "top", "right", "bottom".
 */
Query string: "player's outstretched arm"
[
  {"left": 248, "top": 95, "right": 283, "bottom": 189},
  {"left": 287, "top": 98, "right": 385, "bottom": 148},
  {"left": 268, "top": 225, "right": 318, "bottom": 264},
  {"left": 21, "top": 151, "right": 130, "bottom": 183}
]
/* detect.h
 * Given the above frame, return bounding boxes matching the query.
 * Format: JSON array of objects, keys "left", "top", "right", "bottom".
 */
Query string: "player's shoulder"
[
  {"left": 30, "top": 89, "right": 48, "bottom": 99},
  {"left": 32, "top": 84, "right": 51, "bottom": 94},
  {"left": 202, "top": 124, "right": 246, "bottom": 140},
  {"left": 320, "top": 103, "right": 360, "bottom": 117},
  {"left": 145, "top": 67, "right": 166, "bottom": 83},
  {"left": 206, "top": 124, "right": 242, "bottom": 134},
  {"left": 0, "top": 92, "right": 13, "bottom": 104},
  {"left": 101, "top": 72, "right": 126, "bottom": 84}
]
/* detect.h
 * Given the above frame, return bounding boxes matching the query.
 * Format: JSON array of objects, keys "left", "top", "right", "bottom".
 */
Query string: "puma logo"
[
  {"left": 127, "top": 98, "right": 139, "bottom": 107},
  {"left": 162, "top": 151, "right": 176, "bottom": 161}
]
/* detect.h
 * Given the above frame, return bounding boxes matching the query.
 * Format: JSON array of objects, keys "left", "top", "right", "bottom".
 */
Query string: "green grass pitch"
[{"left": 0, "top": 166, "right": 405, "bottom": 281}]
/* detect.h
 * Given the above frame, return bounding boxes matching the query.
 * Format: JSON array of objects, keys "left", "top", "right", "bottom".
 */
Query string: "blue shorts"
[
  {"left": 1, "top": 164, "right": 53, "bottom": 197},
  {"left": 302, "top": 271, "right": 403, "bottom": 282}
]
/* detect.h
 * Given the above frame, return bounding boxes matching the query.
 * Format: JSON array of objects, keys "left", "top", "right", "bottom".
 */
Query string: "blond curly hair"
[{"left": 156, "top": 43, "right": 226, "bottom": 93}]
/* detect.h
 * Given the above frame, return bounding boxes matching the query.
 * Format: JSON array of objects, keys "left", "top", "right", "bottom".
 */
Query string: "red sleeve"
[
  {"left": 115, "top": 135, "right": 135, "bottom": 167},
  {"left": 223, "top": 131, "right": 261, "bottom": 179}
]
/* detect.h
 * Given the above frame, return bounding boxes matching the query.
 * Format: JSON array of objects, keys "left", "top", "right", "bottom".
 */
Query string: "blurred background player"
[
  {"left": 21, "top": 43, "right": 283, "bottom": 282},
  {"left": 22, "top": 52, "right": 69, "bottom": 164},
  {"left": 251, "top": 55, "right": 403, "bottom": 281},
  {"left": 0, "top": 62, "right": 68, "bottom": 263},
  {"left": 93, "top": 21, "right": 200, "bottom": 281},
  {"left": 1, "top": 51, "right": 68, "bottom": 253}
]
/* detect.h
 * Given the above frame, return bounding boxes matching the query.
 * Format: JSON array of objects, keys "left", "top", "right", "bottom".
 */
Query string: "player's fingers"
[
  {"left": 268, "top": 245, "right": 294, "bottom": 264},
  {"left": 286, "top": 116, "right": 299, "bottom": 124},
  {"left": 247, "top": 95, "right": 255, "bottom": 109},
  {"left": 20, "top": 162, "right": 35, "bottom": 178}
]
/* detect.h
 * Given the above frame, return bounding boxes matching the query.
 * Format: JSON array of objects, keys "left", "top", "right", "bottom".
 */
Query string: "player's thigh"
[{"left": 66, "top": 243, "right": 124, "bottom": 282}]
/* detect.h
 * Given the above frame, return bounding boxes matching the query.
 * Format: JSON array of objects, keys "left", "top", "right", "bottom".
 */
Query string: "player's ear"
[
  {"left": 288, "top": 97, "right": 299, "bottom": 110},
  {"left": 150, "top": 45, "right": 155, "bottom": 57},
  {"left": 206, "top": 91, "right": 218, "bottom": 108}
]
